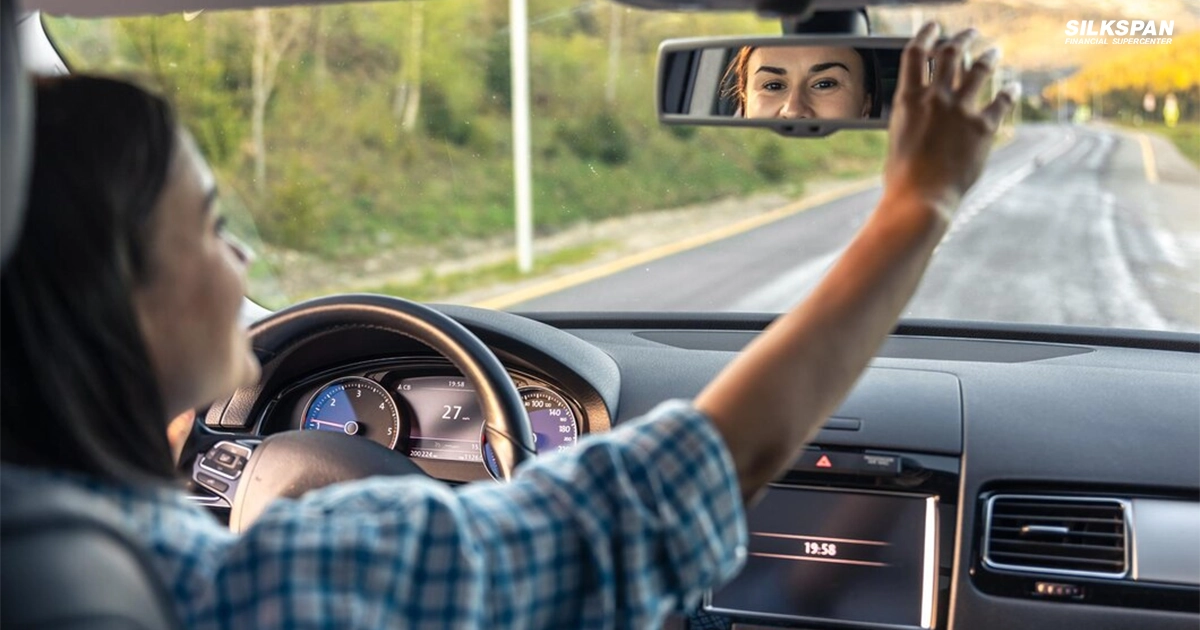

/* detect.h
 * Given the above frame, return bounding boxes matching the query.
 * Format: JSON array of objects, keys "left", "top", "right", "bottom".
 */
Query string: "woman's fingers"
[
  {"left": 982, "top": 83, "right": 1021, "bottom": 130},
  {"left": 933, "top": 29, "right": 977, "bottom": 93},
  {"left": 899, "top": 22, "right": 940, "bottom": 96},
  {"left": 957, "top": 48, "right": 1000, "bottom": 105},
  {"left": 886, "top": 25, "right": 1014, "bottom": 220}
]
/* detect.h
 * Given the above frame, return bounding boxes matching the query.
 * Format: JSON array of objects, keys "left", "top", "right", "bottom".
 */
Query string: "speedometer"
[
  {"left": 520, "top": 388, "right": 580, "bottom": 452},
  {"left": 302, "top": 377, "right": 401, "bottom": 449},
  {"left": 483, "top": 386, "right": 580, "bottom": 479}
]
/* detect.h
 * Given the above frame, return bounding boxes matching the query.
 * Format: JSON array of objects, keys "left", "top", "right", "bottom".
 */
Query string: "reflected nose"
[{"left": 779, "top": 89, "right": 814, "bottom": 120}]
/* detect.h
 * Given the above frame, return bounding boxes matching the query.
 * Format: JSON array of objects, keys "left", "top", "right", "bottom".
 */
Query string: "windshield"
[{"left": 43, "top": 1, "right": 1200, "bottom": 332}]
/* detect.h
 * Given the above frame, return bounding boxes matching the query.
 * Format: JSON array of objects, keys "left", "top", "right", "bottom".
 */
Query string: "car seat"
[{"left": 0, "top": 2, "right": 182, "bottom": 628}]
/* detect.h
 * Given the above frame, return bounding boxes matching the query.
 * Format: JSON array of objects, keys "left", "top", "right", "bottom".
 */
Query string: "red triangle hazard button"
[{"left": 815, "top": 454, "right": 833, "bottom": 468}]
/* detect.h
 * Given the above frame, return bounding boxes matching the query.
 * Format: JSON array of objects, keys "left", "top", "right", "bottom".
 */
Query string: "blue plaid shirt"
[{"left": 6, "top": 400, "right": 746, "bottom": 629}]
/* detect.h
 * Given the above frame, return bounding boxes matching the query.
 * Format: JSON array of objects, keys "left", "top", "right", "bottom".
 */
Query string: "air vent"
[{"left": 984, "top": 495, "right": 1129, "bottom": 578}]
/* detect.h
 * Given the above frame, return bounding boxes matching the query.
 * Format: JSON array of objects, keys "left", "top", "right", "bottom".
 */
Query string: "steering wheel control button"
[
  {"left": 200, "top": 441, "right": 253, "bottom": 480},
  {"left": 195, "top": 471, "right": 230, "bottom": 494},
  {"left": 193, "top": 440, "right": 259, "bottom": 506}
]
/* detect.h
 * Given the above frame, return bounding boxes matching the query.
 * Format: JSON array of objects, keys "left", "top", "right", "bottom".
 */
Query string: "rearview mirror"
[{"left": 658, "top": 36, "right": 918, "bottom": 137}]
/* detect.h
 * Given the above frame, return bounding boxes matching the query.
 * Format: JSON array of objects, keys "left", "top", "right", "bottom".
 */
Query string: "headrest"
[{"left": 1, "top": 0, "right": 31, "bottom": 268}]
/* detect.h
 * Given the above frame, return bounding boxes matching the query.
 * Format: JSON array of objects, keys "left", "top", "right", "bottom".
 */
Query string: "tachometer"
[
  {"left": 483, "top": 386, "right": 580, "bottom": 479},
  {"left": 302, "top": 377, "right": 401, "bottom": 449}
]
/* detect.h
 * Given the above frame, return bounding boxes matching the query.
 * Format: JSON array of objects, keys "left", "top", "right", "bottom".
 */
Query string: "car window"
[{"left": 43, "top": 1, "right": 1200, "bottom": 332}]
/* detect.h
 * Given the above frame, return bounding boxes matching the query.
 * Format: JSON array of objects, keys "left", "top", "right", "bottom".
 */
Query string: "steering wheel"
[{"left": 198, "top": 295, "right": 537, "bottom": 533}]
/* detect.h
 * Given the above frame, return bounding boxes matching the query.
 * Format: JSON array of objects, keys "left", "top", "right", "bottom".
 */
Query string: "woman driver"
[
  {"left": 725, "top": 45, "right": 882, "bottom": 119},
  {"left": 1, "top": 24, "right": 1010, "bottom": 628}
]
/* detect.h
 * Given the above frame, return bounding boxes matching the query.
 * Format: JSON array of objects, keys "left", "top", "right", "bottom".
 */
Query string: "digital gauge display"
[
  {"left": 394, "top": 376, "right": 582, "bottom": 471},
  {"left": 395, "top": 376, "right": 485, "bottom": 462}
]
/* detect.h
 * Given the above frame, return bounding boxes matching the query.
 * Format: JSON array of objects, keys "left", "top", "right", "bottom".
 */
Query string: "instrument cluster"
[{"left": 279, "top": 360, "right": 585, "bottom": 480}]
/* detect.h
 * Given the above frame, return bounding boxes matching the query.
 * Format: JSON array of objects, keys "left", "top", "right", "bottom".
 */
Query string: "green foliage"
[
  {"left": 556, "top": 110, "right": 632, "bottom": 165},
  {"left": 1056, "top": 32, "right": 1200, "bottom": 101},
  {"left": 421, "top": 82, "right": 473, "bottom": 146},
  {"left": 96, "top": 14, "right": 252, "bottom": 168},
  {"left": 1019, "top": 97, "right": 1051, "bottom": 122},
  {"left": 483, "top": 34, "right": 511, "bottom": 112},
  {"left": 1162, "top": 124, "right": 1200, "bottom": 167},
  {"left": 42, "top": 3, "right": 885, "bottom": 303},
  {"left": 666, "top": 124, "right": 698, "bottom": 141},
  {"left": 754, "top": 140, "right": 786, "bottom": 183},
  {"left": 261, "top": 166, "right": 325, "bottom": 251}
]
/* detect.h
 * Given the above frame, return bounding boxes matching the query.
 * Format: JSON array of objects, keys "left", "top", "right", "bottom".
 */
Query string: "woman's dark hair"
[
  {"left": 1, "top": 75, "right": 179, "bottom": 483},
  {"left": 722, "top": 46, "right": 883, "bottom": 117},
  {"left": 858, "top": 48, "right": 883, "bottom": 118}
]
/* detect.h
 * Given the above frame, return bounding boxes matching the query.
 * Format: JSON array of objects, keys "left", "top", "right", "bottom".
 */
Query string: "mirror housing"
[
  {"left": 657, "top": 35, "right": 917, "bottom": 137},
  {"left": 614, "top": 0, "right": 960, "bottom": 17}
]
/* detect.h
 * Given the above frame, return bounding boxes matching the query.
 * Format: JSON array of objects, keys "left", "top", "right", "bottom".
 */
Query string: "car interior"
[{"left": 1, "top": 0, "right": 1198, "bottom": 629}]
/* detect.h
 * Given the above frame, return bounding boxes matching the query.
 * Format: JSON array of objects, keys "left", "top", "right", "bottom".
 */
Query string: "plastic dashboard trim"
[{"left": 516, "top": 313, "right": 1200, "bottom": 353}]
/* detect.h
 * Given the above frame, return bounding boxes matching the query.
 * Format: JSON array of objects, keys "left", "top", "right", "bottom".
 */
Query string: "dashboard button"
[
  {"left": 794, "top": 450, "right": 903, "bottom": 476},
  {"left": 858, "top": 453, "right": 902, "bottom": 475},
  {"left": 1034, "top": 581, "right": 1084, "bottom": 599},
  {"left": 795, "top": 449, "right": 856, "bottom": 473}
]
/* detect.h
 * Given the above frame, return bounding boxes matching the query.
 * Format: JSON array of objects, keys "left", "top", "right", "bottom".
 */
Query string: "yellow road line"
[
  {"left": 472, "top": 177, "right": 880, "bottom": 310},
  {"left": 1137, "top": 133, "right": 1159, "bottom": 184}
]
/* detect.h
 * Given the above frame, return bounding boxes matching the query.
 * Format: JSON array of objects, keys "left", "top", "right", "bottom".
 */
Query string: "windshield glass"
[{"left": 44, "top": 1, "right": 1200, "bottom": 332}]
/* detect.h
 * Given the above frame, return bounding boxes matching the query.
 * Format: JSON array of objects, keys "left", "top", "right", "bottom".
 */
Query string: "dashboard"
[
  {"left": 267, "top": 360, "right": 588, "bottom": 480},
  {"left": 194, "top": 306, "right": 1200, "bottom": 630}
]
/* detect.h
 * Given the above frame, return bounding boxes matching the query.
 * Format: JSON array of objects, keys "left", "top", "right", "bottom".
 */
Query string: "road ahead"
[{"left": 515, "top": 124, "right": 1200, "bottom": 332}]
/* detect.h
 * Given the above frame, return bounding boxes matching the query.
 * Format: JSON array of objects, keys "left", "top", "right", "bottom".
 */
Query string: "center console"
[
  {"left": 711, "top": 485, "right": 940, "bottom": 628},
  {"left": 702, "top": 367, "right": 963, "bottom": 629}
]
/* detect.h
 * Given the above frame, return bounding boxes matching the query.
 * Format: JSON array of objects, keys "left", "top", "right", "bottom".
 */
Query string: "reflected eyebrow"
[
  {"left": 809, "top": 61, "right": 851, "bottom": 74},
  {"left": 754, "top": 65, "right": 787, "bottom": 76}
]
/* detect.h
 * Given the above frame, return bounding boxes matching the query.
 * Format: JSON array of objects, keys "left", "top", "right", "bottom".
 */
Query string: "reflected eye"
[
  {"left": 760, "top": 81, "right": 786, "bottom": 92},
  {"left": 214, "top": 215, "right": 229, "bottom": 236},
  {"left": 811, "top": 79, "right": 839, "bottom": 91}
]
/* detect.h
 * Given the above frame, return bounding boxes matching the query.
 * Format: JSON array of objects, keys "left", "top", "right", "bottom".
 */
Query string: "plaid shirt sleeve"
[{"left": 185, "top": 399, "right": 747, "bottom": 629}]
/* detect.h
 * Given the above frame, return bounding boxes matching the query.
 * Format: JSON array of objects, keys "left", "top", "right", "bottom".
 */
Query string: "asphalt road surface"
[{"left": 515, "top": 124, "right": 1200, "bottom": 333}]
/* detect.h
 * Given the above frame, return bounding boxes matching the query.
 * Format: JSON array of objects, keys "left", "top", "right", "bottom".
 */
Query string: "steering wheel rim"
[
  {"left": 248, "top": 294, "right": 537, "bottom": 478},
  {"left": 216, "top": 294, "right": 537, "bottom": 530}
]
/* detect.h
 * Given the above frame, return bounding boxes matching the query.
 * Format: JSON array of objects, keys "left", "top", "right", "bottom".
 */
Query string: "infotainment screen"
[{"left": 707, "top": 486, "right": 938, "bottom": 629}]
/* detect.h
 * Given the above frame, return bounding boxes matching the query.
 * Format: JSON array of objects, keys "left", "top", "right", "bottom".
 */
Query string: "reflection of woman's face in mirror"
[{"left": 743, "top": 46, "right": 872, "bottom": 120}]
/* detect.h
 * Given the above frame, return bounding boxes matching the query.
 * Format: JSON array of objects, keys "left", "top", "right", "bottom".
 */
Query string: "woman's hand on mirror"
[{"left": 884, "top": 22, "right": 1018, "bottom": 223}]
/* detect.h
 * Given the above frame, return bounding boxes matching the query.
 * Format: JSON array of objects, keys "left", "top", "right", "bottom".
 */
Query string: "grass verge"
[
  {"left": 1123, "top": 123, "right": 1200, "bottom": 167},
  {"left": 351, "top": 240, "right": 616, "bottom": 303}
]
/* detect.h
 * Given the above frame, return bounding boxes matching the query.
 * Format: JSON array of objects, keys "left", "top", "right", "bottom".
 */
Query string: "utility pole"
[
  {"left": 510, "top": 0, "right": 534, "bottom": 274},
  {"left": 605, "top": 5, "right": 623, "bottom": 106}
]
